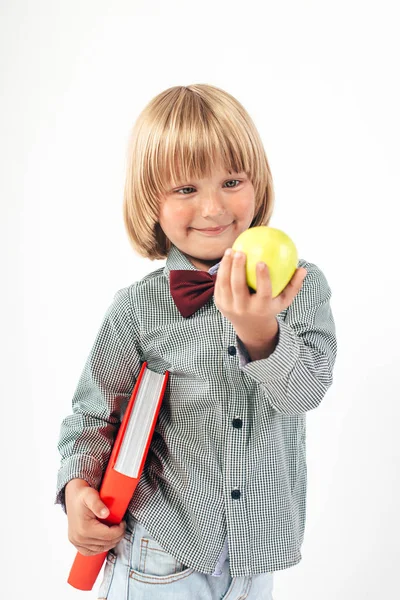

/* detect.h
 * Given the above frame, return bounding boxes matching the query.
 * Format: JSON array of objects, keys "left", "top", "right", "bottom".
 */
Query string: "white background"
[{"left": 2, "top": 1, "right": 399, "bottom": 598}]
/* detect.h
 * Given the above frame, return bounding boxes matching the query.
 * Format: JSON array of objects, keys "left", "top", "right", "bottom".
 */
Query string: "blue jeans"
[{"left": 97, "top": 513, "right": 274, "bottom": 599}]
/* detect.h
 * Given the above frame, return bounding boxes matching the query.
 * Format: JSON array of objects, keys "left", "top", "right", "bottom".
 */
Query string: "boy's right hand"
[{"left": 65, "top": 478, "right": 126, "bottom": 556}]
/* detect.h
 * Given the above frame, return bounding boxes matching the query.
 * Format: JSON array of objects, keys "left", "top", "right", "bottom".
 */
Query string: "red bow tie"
[{"left": 169, "top": 270, "right": 218, "bottom": 318}]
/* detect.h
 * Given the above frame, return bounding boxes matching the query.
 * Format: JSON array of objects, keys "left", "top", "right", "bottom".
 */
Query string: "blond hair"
[{"left": 123, "top": 84, "right": 275, "bottom": 260}]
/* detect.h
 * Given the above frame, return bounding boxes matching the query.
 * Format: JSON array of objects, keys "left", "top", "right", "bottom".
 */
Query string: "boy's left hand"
[{"left": 214, "top": 249, "right": 307, "bottom": 343}]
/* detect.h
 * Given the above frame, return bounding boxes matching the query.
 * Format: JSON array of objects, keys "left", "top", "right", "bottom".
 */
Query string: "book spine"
[{"left": 67, "top": 363, "right": 169, "bottom": 591}]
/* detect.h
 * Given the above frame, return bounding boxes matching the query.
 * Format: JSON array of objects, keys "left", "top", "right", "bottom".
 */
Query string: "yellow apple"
[{"left": 232, "top": 226, "right": 299, "bottom": 297}]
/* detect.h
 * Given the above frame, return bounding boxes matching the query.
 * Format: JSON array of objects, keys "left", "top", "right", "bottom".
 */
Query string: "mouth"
[{"left": 192, "top": 223, "right": 233, "bottom": 235}]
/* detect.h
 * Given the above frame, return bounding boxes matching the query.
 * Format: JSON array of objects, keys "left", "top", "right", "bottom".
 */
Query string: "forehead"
[{"left": 167, "top": 159, "right": 235, "bottom": 186}]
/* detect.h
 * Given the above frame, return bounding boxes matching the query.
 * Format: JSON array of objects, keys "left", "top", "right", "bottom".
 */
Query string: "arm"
[
  {"left": 236, "top": 261, "right": 337, "bottom": 415},
  {"left": 55, "top": 286, "right": 142, "bottom": 513}
]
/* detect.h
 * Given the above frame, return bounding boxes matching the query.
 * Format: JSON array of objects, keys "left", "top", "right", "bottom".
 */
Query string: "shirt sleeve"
[
  {"left": 54, "top": 285, "right": 142, "bottom": 514},
  {"left": 236, "top": 336, "right": 252, "bottom": 367},
  {"left": 238, "top": 261, "right": 337, "bottom": 415}
]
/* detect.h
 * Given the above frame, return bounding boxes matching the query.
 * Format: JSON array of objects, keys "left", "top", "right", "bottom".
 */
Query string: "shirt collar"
[{"left": 163, "top": 244, "right": 221, "bottom": 278}]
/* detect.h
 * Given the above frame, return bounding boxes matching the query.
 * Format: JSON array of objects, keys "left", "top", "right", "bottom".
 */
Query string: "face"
[{"left": 158, "top": 163, "right": 256, "bottom": 271}]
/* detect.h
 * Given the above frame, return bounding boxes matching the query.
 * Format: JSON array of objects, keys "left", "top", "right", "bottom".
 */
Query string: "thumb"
[{"left": 83, "top": 487, "right": 109, "bottom": 518}]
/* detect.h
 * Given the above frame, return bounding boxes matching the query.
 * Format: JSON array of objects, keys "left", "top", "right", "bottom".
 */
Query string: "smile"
[{"left": 193, "top": 223, "right": 232, "bottom": 236}]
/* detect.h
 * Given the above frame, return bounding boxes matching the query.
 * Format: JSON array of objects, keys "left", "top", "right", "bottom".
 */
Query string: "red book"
[{"left": 67, "top": 361, "right": 169, "bottom": 591}]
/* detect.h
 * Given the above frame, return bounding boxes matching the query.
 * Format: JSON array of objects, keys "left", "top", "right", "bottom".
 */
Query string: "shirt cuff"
[
  {"left": 236, "top": 335, "right": 252, "bottom": 367},
  {"left": 239, "top": 318, "right": 300, "bottom": 380},
  {"left": 54, "top": 454, "right": 103, "bottom": 515}
]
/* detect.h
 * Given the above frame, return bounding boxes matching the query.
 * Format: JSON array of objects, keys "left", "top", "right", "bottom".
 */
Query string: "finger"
[
  {"left": 71, "top": 523, "right": 125, "bottom": 550},
  {"left": 292, "top": 268, "right": 307, "bottom": 287},
  {"left": 254, "top": 261, "right": 272, "bottom": 298},
  {"left": 280, "top": 268, "right": 307, "bottom": 302},
  {"left": 83, "top": 529, "right": 124, "bottom": 545},
  {"left": 215, "top": 248, "right": 234, "bottom": 301},
  {"left": 231, "top": 251, "right": 250, "bottom": 303},
  {"left": 77, "top": 542, "right": 111, "bottom": 554},
  {"left": 74, "top": 542, "right": 117, "bottom": 556},
  {"left": 74, "top": 529, "right": 124, "bottom": 553},
  {"left": 87, "top": 520, "right": 126, "bottom": 542},
  {"left": 82, "top": 487, "right": 110, "bottom": 519}
]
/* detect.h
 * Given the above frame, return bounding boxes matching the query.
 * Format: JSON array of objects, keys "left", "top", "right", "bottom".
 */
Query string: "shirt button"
[
  {"left": 231, "top": 488, "right": 241, "bottom": 500},
  {"left": 228, "top": 345, "right": 236, "bottom": 356},
  {"left": 232, "top": 417, "right": 243, "bottom": 428}
]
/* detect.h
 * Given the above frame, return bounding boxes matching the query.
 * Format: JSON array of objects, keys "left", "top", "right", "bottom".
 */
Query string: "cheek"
[
  {"left": 164, "top": 203, "right": 192, "bottom": 224},
  {"left": 159, "top": 202, "right": 193, "bottom": 231},
  {"left": 176, "top": 205, "right": 192, "bottom": 220},
  {"left": 236, "top": 192, "right": 255, "bottom": 218}
]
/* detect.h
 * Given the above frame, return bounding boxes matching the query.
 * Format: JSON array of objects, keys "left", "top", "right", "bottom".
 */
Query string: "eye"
[
  {"left": 176, "top": 180, "right": 241, "bottom": 195},
  {"left": 224, "top": 179, "right": 241, "bottom": 188},
  {"left": 177, "top": 186, "right": 196, "bottom": 195}
]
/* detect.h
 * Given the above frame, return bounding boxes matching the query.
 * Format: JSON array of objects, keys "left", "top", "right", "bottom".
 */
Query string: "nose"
[{"left": 199, "top": 190, "right": 225, "bottom": 218}]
